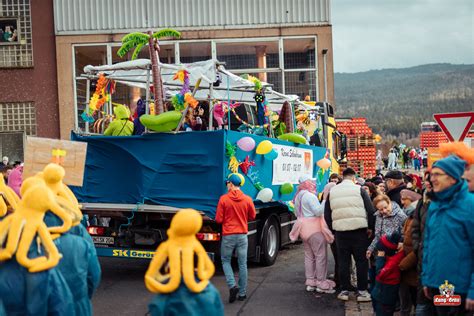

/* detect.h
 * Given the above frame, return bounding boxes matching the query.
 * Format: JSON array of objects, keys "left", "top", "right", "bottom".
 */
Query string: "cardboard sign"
[{"left": 23, "top": 137, "right": 87, "bottom": 186}]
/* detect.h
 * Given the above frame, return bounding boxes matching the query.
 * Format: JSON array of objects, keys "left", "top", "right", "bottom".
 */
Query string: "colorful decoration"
[
  {"left": 140, "top": 111, "right": 182, "bottom": 132},
  {"left": 145, "top": 209, "right": 215, "bottom": 293},
  {"left": 236, "top": 137, "right": 256, "bottom": 152},
  {"left": 225, "top": 141, "right": 237, "bottom": 158},
  {"left": 230, "top": 107, "right": 270, "bottom": 129},
  {"left": 83, "top": 73, "right": 116, "bottom": 122},
  {"left": 247, "top": 168, "right": 264, "bottom": 191},
  {"left": 241, "top": 74, "right": 262, "bottom": 92},
  {"left": 256, "top": 140, "right": 273, "bottom": 155},
  {"left": 171, "top": 70, "right": 191, "bottom": 111},
  {"left": 280, "top": 183, "right": 294, "bottom": 195},
  {"left": 317, "top": 157, "right": 331, "bottom": 170},
  {"left": 239, "top": 156, "right": 255, "bottom": 175},
  {"left": 256, "top": 188, "right": 273, "bottom": 203},
  {"left": 264, "top": 149, "right": 278, "bottom": 160},
  {"left": 228, "top": 156, "right": 239, "bottom": 173},
  {"left": 278, "top": 133, "right": 307, "bottom": 144}
]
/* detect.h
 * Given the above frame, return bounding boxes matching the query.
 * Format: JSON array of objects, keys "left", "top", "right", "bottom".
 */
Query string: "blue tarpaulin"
[{"left": 71, "top": 130, "right": 328, "bottom": 218}]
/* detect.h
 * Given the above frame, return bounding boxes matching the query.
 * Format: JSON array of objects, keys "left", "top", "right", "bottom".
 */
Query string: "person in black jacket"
[
  {"left": 411, "top": 172, "right": 434, "bottom": 315},
  {"left": 384, "top": 171, "right": 406, "bottom": 207}
]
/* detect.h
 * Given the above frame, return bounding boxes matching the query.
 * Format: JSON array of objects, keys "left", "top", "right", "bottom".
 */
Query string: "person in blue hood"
[
  {"left": 0, "top": 237, "right": 75, "bottom": 315},
  {"left": 44, "top": 212, "right": 101, "bottom": 316},
  {"left": 421, "top": 155, "right": 474, "bottom": 314}
]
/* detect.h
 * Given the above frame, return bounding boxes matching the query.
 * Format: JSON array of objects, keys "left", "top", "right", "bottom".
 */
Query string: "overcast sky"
[{"left": 331, "top": 0, "right": 474, "bottom": 73}]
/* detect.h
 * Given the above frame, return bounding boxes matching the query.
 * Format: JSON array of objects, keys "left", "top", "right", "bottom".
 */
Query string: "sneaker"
[
  {"left": 356, "top": 290, "right": 372, "bottom": 302},
  {"left": 237, "top": 295, "right": 247, "bottom": 301},
  {"left": 316, "top": 287, "right": 336, "bottom": 294},
  {"left": 229, "top": 286, "right": 239, "bottom": 303},
  {"left": 306, "top": 285, "right": 317, "bottom": 292},
  {"left": 337, "top": 290, "right": 350, "bottom": 301}
]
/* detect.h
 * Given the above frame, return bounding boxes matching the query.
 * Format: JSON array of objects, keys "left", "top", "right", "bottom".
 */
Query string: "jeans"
[
  {"left": 221, "top": 234, "right": 248, "bottom": 296},
  {"left": 415, "top": 303, "right": 434, "bottom": 316},
  {"left": 335, "top": 229, "right": 369, "bottom": 291}
]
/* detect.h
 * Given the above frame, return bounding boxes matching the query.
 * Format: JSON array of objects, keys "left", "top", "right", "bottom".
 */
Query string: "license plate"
[{"left": 92, "top": 236, "right": 114, "bottom": 245}]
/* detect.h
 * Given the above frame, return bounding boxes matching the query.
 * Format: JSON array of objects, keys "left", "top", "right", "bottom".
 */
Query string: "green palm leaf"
[
  {"left": 152, "top": 28, "right": 181, "bottom": 40},
  {"left": 131, "top": 42, "right": 145, "bottom": 60},
  {"left": 117, "top": 41, "right": 137, "bottom": 58},
  {"left": 120, "top": 32, "right": 149, "bottom": 44}
]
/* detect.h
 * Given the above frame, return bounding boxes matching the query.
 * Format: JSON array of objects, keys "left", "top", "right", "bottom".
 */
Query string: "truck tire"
[{"left": 260, "top": 216, "right": 280, "bottom": 266}]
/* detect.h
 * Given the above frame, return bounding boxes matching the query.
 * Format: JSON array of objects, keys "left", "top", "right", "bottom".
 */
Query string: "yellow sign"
[{"left": 112, "top": 249, "right": 156, "bottom": 259}]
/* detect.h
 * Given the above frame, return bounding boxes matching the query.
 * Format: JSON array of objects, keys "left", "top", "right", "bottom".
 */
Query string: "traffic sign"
[{"left": 433, "top": 112, "right": 474, "bottom": 142}]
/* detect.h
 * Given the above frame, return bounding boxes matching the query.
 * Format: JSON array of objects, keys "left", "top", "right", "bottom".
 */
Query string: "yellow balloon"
[
  {"left": 256, "top": 140, "right": 273, "bottom": 155},
  {"left": 317, "top": 158, "right": 331, "bottom": 169}
]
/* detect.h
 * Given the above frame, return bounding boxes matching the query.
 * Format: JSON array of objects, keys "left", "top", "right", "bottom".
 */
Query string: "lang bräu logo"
[{"left": 433, "top": 280, "right": 461, "bottom": 306}]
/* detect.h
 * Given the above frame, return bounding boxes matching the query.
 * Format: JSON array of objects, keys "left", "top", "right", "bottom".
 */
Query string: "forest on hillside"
[{"left": 334, "top": 63, "right": 474, "bottom": 138}]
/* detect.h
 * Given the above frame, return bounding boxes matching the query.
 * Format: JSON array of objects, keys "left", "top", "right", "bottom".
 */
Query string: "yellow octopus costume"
[{"left": 145, "top": 209, "right": 224, "bottom": 316}]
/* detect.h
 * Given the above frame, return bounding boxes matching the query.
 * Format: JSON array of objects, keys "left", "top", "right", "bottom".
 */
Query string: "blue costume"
[
  {"left": 149, "top": 282, "right": 224, "bottom": 316},
  {"left": 44, "top": 213, "right": 101, "bottom": 315},
  {"left": 0, "top": 242, "right": 75, "bottom": 315}
]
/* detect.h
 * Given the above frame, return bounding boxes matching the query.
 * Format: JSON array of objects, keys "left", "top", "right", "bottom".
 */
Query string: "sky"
[{"left": 331, "top": 0, "right": 474, "bottom": 73}]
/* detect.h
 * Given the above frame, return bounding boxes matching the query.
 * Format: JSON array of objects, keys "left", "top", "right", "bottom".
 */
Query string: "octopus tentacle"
[
  {"left": 15, "top": 223, "right": 40, "bottom": 269},
  {"left": 195, "top": 243, "right": 215, "bottom": 281},
  {"left": 182, "top": 246, "right": 209, "bottom": 293},
  {"left": 0, "top": 198, "right": 8, "bottom": 217},
  {"left": 28, "top": 224, "right": 61, "bottom": 273},
  {"left": 0, "top": 214, "right": 13, "bottom": 245},
  {"left": 46, "top": 197, "right": 72, "bottom": 234},
  {"left": 145, "top": 243, "right": 171, "bottom": 293},
  {"left": 55, "top": 195, "right": 82, "bottom": 225},
  {"left": 0, "top": 217, "right": 25, "bottom": 261}
]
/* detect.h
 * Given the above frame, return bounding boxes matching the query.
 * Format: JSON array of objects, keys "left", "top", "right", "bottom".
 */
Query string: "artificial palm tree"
[{"left": 117, "top": 29, "right": 181, "bottom": 115}]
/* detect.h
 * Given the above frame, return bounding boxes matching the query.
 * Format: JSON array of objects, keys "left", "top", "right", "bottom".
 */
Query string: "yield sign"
[{"left": 433, "top": 112, "right": 474, "bottom": 142}]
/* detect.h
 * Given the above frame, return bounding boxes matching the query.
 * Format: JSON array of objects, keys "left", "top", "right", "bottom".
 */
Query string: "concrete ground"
[{"left": 91, "top": 242, "right": 363, "bottom": 316}]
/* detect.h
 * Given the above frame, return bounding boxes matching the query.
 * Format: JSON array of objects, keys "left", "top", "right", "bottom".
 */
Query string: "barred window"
[
  {"left": 0, "top": 0, "right": 33, "bottom": 68},
  {"left": 0, "top": 102, "right": 36, "bottom": 135}
]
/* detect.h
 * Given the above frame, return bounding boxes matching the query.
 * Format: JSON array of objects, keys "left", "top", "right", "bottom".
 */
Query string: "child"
[{"left": 371, "top": 232, "right": 405, "bottom": 316}]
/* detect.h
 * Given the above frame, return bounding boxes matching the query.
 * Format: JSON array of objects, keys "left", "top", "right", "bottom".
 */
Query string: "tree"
[{"left": 117, "top": 29, "right": 181, "bottom": 115}]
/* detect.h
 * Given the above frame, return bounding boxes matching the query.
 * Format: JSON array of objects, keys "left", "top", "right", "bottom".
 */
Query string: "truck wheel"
[{"left": 260, "top": 217, "right": 280, "bottom": 266}]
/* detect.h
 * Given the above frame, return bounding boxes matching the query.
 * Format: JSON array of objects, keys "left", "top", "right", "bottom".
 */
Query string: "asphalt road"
[{"left": 92, "top": 242, "right": 345, "bottom": 316}]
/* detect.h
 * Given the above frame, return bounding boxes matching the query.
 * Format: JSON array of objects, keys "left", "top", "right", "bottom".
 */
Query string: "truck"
[{"left": 72, "top": 59, "right": 342, "bottom": 266}]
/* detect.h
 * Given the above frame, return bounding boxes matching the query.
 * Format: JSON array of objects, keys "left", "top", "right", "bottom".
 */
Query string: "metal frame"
[{"left": 71, "top": 35, "right": 321, "bottom": 130}]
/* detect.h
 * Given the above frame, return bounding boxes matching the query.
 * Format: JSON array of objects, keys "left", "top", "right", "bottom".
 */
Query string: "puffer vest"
[{"left": 329, "top": 180, "right": 368, "bottom": 231}]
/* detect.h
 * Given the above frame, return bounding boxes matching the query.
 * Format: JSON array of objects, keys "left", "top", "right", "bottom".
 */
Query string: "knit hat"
[
  {"left": 376, "top": 231, "right": 401, "bottom": 255},
  {"left": 227, "top": 173, "right": 242, "bottom": 186},
  {"left": 400, "top": 189, "right": 421, "bottom": 202},
  {"left": 432, "top": 155, "right": 466, "bottom": 181},
  {"left": 385, "top": 170, "right": 403, "bottom": 180},
  {"left": 298, "top": 174, "right": 314, "bottom": 184}
]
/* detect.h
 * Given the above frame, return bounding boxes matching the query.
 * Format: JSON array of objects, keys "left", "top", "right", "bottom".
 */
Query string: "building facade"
[
  {"left": 53, "top": 0, "right": 335, "bottom": 138},
  {"left": 0, "top": 0, "right": 59, "bottom": 160}
]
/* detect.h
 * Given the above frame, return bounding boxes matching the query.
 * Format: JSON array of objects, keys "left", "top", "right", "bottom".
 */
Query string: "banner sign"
[{"left": 272, "top": 144, "right": 313, "bottom": 185}]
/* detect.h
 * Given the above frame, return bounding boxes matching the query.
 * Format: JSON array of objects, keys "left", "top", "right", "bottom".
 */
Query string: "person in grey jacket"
[{"left": 366, "top": 194, "right": 407, "bottom": 257}]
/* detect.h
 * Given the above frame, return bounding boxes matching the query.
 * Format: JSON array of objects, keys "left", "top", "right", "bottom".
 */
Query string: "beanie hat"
[
  {"left": 400, "top": 189, "right": 422, "bottom": 202},
  {"left": 433, "top": 155, "right": 466, "bottom": 181},
  {"left": 227, "top": 173, "right": 243, "bottom": 186},
  {"left": 298, "top": 174, "right": 314, "bottom": 184},
  {"left": 385, "top": 170, "right": 403, "bottom": 180},
  {"left": 376, "top": 231, "right": 401, "bottom": 256}
]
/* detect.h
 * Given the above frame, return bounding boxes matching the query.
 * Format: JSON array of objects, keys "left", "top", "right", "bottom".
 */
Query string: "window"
[
  {"left": 0, "top": 18, "right": 19, "bottom": 44},
  {"left": 179, "top": 41, "right": 211, "bottom": 63},
  {"left": 216, "top": 41, "right": 279, "bottom": 70},
  {"left": 0, "top": 102, "right": 36, "bottom": 135},
  {"left": 0, "top": 0, "right": 33, "bottom": 68}
]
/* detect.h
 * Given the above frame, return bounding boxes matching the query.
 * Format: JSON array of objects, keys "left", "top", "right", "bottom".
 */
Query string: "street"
[{"left": 92, "top": 243, "right": 346, "bottom": 316}]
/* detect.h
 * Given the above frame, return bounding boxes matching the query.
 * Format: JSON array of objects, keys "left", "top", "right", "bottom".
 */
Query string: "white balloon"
[{"left": 256, "top": 188, "right": 273, "bottom": 203}]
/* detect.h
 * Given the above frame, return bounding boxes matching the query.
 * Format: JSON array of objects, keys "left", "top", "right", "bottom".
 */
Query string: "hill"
[{"left": 334, "top": 63, "right": 474, "bottom": 138}]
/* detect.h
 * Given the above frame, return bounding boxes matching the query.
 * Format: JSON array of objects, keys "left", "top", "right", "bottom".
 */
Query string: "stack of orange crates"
[
  {"left": 337, "top": 118, "right": 376, "bottom": 178},
  {"left": 419, "top": 132, "right": 448, "bottom": 148}
]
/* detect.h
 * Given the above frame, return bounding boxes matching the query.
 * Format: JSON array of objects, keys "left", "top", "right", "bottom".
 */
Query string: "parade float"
[{"left": 70, "top": 32, "right": 343, "bottom": 265}]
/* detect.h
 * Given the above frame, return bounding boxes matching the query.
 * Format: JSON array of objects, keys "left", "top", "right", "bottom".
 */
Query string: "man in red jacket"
[{"left": 215, "top": 173, "right": 256, "bottom": 303}]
